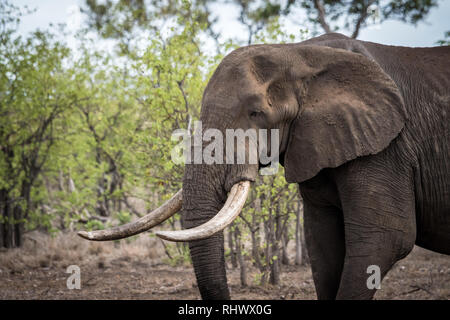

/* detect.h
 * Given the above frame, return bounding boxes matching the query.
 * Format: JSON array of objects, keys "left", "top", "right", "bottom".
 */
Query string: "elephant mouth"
[{"left": 77, "top": 180, "right": 251, "bottom": 242}]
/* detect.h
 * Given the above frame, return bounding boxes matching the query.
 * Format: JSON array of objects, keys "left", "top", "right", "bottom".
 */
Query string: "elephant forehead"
[
  {"left": 202, "top": 45, "right": 287, "bottom": 110},
  {"left": 203, "top": 73, "right": 261, "bottom": 106},
  {"left": 238, "top": 93, "right": 265, "bottom": 106}
]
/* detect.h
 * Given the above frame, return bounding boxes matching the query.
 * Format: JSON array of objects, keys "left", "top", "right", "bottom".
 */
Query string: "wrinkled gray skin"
[{"left": 181, "top": 33, "right": 450, "bottom": 300}]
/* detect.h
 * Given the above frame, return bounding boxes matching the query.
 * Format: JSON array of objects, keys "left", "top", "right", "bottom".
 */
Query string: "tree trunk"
[
  {"left": 261, "top": 211, "right": 271, "bottom": 286},
  {"left": 0, "top": 224, "right": 3, "bottom": 248},
  {"left": 0, "top": 191, "right": 24, "bottom": 248},
  {"left": 270, "top": 240, "right": 280, "bottom": 285},
  {"left": 263, "top": 197, "right": 281, "bottom": 286},
  {"left": 0, "top": 190, "right": 5, "bottom": 248},
  {"left": 251, "top": 229, "right": 263, "bottom": 271},
  {"left": 281, "top": 217, "right": 290, "bottom": 265},
  {"left": 13, "top": 205, "right": 23, "bottom": 247},
  {"left": 295, "top": 200, "right": 303, "bottom": 265},
  {"left": 300, "top": 220, "right": 310, "bottom": 265},
  {"left": 270, "top": 204, "right": 281, "bottom": 285},
  {"left": 250, "top": 198, "right": 263, "bottom": 270},
  {"left": 228, "top": 226, "right": 237, "bottom": 268},
  {"left": 2, "top": 193, "right": 14, "bottom": 248},
  {"left": 58, "top": 169, "right": 65, "bottom": 192},
  {"left": 298, "top": 199, "right": 310, "bottom": 265},
  {"left": 234, "top": 226, "right": 247, "bottom": 287}
]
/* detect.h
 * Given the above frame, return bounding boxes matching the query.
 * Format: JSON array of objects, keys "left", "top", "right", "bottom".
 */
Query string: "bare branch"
[
  {"left": 351, "top": 0, "right": 377, "bottom": 39},
  {"left": 313, "top": 0, "right": 332, "bottom": 34}
]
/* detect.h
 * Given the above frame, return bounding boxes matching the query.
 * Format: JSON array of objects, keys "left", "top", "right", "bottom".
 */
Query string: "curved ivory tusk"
[
  {"left": 156, "top": 181, "right": 250, "bottom": 242},
  {"left": 77, "top": 189, "right": 182, "bottom": 241}
]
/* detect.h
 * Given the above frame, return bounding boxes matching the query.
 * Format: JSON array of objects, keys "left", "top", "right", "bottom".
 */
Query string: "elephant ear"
[{"left": 284, "top": 46, "right": 407, "bottom": 183}]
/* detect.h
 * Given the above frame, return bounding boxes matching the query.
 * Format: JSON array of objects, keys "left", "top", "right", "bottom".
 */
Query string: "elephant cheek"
[{"left": 224, "top": 164, "right": 258, "bottom": 192}]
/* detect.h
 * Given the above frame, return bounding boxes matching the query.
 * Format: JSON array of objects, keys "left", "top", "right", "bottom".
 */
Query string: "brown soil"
[{"left": 0, "top": 232, "right": 448, "bottom": 300}]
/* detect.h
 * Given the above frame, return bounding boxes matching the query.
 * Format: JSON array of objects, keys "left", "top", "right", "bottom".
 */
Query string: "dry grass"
[
  {"left": 0, "top": 232, "right": 448, "bottom": 300},
  {"left": 0, "top": 231, "right": 166, "bottom": 274}
]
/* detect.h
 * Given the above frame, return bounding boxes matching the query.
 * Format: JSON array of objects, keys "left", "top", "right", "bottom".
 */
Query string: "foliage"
[
  {"left": 436, "top": 30, "right": 450, "bottom": 46},
  {"left": 299, "top": 0, "right": 439, "bottom": 38},
  {"left": 0, "top": 1, "right": 217, "bottom": 249},
  {"left": 162, "top": 242, "right": 192, "bottom": 267},
  {"left": 85, "top": 219, "right": 105, "bottom": 231},
  {"left": 0, "top": 2, "right": 80, "bottom": 246},
  {"left": 81, "top": 0, "right": 442, "bottom": 46},
  {"left": 1, "top": 0, "right": 443, "bottom": 286},
  {"left": 82, "top": 0, "right": 216, "bottom": 54},
  {"left": 0, "top": 0, "right": 304, "bottom": 282}
]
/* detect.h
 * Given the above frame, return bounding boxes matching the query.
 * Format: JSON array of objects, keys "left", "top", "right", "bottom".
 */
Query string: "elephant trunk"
[
  {"left": 179, "top": 161, "right": 257, "bottom": 299},
  {"left": 180, "top": 163, "right": 230, "bottom": 299},
  {"left": 186, "top": 223, "right": 230, "bottom": 299}
]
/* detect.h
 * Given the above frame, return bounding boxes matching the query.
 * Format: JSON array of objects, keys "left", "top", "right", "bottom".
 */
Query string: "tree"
[
  {"left": 300, "top": 0, "right": 439, "bottom": 38},
  {"left": 82, "top": 0, "right": 219, "bottom": 54},
  {"left": 0, "top": 3, "right": 82, "bottom": 247},
  {"left": 436, "top": 30, "right": 450, "bottom": 46},
  {"left": 0, "top": 0, "right": 220, "bottom": 251},
  {"left": 81, "top": 0, "right": 442, "bottom": 50},
  {"left": 226, "top": 0, "right": 440, "bottom": 39}
]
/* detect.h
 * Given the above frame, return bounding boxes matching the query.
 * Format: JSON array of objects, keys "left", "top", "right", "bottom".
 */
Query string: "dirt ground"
[{"left": 0, "top": 232, "right": 448, "bottom": 300}]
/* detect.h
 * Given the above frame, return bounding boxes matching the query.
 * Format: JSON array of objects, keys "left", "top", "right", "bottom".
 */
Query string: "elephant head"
[{"left": 78, "top": 37, "right": 406, "bottom": 299}]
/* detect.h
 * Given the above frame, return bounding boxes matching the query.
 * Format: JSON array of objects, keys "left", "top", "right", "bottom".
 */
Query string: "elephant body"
[
  {"left": 80, "top": 33, "right": 450, "bottom": 300},
  {"left": 307, "top": 35, "right": 450, "bottom": 254},
  {"left": 179, "top": 33, "right": 449, "bottom": 300},
  {"left": 190, "top": 33, "right": 449, "bottom": 299},
  {"left": 291, "top": 34, "right": 450, "bottom": 299}
]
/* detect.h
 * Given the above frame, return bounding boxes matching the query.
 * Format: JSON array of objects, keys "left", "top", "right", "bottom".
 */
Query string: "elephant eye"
[{"left": 249, "top": 110, "right": 262, "bottom": 118}]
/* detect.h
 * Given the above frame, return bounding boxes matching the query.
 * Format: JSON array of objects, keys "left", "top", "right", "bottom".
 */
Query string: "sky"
[{"left": 14, "top": 0, "right": 450, "bottom": 48}]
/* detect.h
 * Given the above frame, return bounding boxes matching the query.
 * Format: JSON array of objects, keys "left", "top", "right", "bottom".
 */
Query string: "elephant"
[{"left": 78, "top": 33, "right": 450, "bottom": 300}]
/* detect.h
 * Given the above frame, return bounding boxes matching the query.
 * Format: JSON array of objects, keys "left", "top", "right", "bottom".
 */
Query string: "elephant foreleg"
[
  {"left": 336, "top": 218, "right": 415, "bottom": 300},
  {"left": 303, "top": 200, "right": 345, "bottom": 300},
  {"left": 334, "top": 160, "right": 416, "bottom": 300}
]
